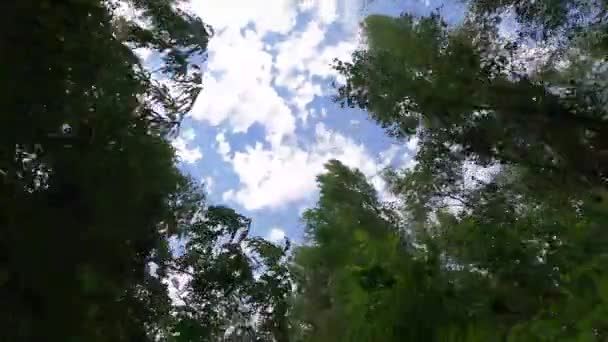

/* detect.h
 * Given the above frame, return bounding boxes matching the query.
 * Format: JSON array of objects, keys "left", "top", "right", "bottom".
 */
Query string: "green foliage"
[
  {"left": 6, "top": 0, "right": 608, "bottom": 341},
  {"left": 336, "top": 10, "right": 608, "bottom": 188},
  {"left": 0, "top": 1, "right": 291, "bottom": 341},
  {"left": 291, "top": 161, "right": 608, "bottom": 340},
  {"left": 289, "top": 3, "right": 608, "bottom": 341},
  {"left": 469, "top": 0, "right": 606, "bottom": 47},
  {"left": 290, "top": 161, "right": 472, "bottom": 341},
  {"left": 165, "top": 205, "right": 292, "bottom": 341}
]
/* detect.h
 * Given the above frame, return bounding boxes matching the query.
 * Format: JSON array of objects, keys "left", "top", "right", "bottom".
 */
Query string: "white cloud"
[
  {"left": 191, "top": 27, "right": 296, "bottom": 147},
  {"left": 267, "top": 227, "right": 286, "bottom": 243},
  {"left": 134, "top": 47, "right": 153, "bottom": 62},
  {"left": 379, "top": 144, "right": 400, "bottom": 167},
  {"left": 187, "top": 0, "right": 387, "bottom": 209},
  {"left": 172, "top": 130, "right": 202, "bottom": 164},
  {"left": 273, "top": 20, "right": 358, "bottom": 120},
  {"left": 188, "top": 0, "right": 298, "bottom": 35},
  {"left": 181, "top": 127, "right": 196, "bottom": 141},
  {"left": 189, "top": 0, "right": 361, "bottom": 143},
  {"left": 222, "top": 123, "right": 393, "bottom": 210},
  {"left": 215, "top": 132, "right": 232, "bottom": 161},
  {"left": 274, "top": 22, "right": 327, "bottom": 83},
  {"left": 162, "top": 270, "right": 191, "bottom": 306},
  {"left": 299, "top": 0, "right": 368, "bottom": 29},
  {"left": 203, "top": 176, "right": 215, "bottom": 194},
  {"left": 405, "top": 158, "right": 418, "bottom": 170},
  {"left": 315, "top": 0, "right": 339, "bottom": 24},
  {"left": 187, "top": 0, "right": 365, "bottom": 35},
  {"left": 305, "top": 37, "right": 359, "bottom": 79},
  {"left": 406, "top": 136, "right": 419, "bottom": 152},
  {"left": 222, "top": 189, "right": 235, "bottom": 203}
]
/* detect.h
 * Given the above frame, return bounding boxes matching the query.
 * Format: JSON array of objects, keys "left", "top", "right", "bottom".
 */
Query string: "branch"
[{"left": 164, "top": 263, "right": 196, "bottom": 277}]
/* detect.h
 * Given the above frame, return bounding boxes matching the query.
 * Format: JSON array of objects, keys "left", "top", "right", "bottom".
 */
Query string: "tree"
[
  {"left": 469, "top": 0, "right": 607, "bottom": 49},
  {"left": 0, "top": 1, "right": 293, "bottom": 340},
  {"left": 290, "top": 160, "right": 476, "bottom": 342},
  {"left": 165, "top": 205, "right": 292, "bottom": 342},
  {"left": 323, "top": 6, "right": 608, "bottom": 341},
  {"left": 289, "top": 161, "right": 608, "bottom": 340},
  {"left": 335, "top": 12, "right": 608, "bottom": 189},
  {"left": 391, "top": 159, "right": 608, "bottom": 339},
  {"left": 0, "top": 0, "right": 212, "bottom": 340}
]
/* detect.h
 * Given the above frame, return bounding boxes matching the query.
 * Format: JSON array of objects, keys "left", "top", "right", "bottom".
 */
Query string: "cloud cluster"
[
  {"left": 215, "top": 132, "right": 232, "bottom": 161},
  {"left": 223, "top": 123, "right": 399, "bottom": 210},
  {"left": 187, "top": 0, "right": 399, "bottom": 210},
  {"left": 267, "top": 227, "right": 287, "bottom": 243},
  {"left": 203, "top": 176, "right": 215, "bottom": 194},
  {"left": 191, "top": 27, "right": 296, "bottom": 147},
  {"left": 189, "top": 0, "right": 299, "bottom": 36},
  {"left": 172, "top": 128, "right": 203, "bottom": 164},
  {"left": 190, "top": 0, "right": 360, "bottom": 144},
  {"left": 274, "top": 21, "right": 358, "bottom": 121}
]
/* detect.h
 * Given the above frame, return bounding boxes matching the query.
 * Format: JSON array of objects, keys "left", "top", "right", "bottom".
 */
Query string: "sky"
[{"left": 168, "top": 0, "right": 468, "bottom": 244}]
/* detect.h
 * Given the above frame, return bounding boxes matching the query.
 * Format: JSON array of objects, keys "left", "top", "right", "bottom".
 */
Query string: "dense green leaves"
[
  {"left": 336, "top": 10, "right": 608, "bottom": 188},
  {"left": 290, "top": 161, "right": 467, "bottom": 341},
  {"left": 165, "top": 205, "right": 292, "bottom": 341},
  {"left": 0, "top": 1, "right": 290, "bottom": 341},
  {"left": 5, "top": 0, "right": 608, "bottom": 341},
  {"left": 307, "top": 2, "right": 608, "bottom": 341},
  {"left": 290, "top": 160, "right": 608, "bottom": 340}
]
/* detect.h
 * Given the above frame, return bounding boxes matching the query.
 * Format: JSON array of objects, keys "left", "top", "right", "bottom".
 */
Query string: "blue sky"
[{"left": 169, "top": 0, "right": 467, "bottom": 244}]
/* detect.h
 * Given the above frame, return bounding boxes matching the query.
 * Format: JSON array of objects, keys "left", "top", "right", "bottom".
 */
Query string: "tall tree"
[
  {"left": 291, "top": 160, "right": 475, "bottom": 341},
  {"left": 290, "top": 162, "right": 608, "bottom": 340},
  {"left": 0, "top": 0, "right": 211, "bottom": 340},
  {"left": 335, "top": 12, "right": 608, "bottom": 189},
  {"left": 165, "top": 205, "right": 292, "bottom": 342},
  {"left": 320, "top": 4, "right": 608, "bottom": 341}
]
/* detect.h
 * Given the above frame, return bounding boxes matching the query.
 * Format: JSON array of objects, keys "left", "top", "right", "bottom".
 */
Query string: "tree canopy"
[
  {"left": 4, "top": 0, "right": 608, "bottom": 341},
  {"left": 0, "top": 1, "right": 290, "bottom": 340},
  {"left": 301, "top": 1, "right": 608, "bottom": 340}
]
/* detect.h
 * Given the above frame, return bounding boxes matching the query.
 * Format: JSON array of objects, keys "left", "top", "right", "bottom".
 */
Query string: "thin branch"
[{"left": 164, "top": 263, "right": 196, "bottom": 277}]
